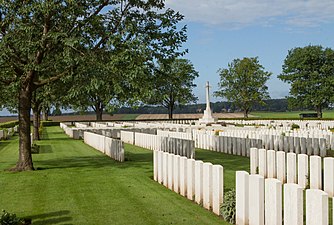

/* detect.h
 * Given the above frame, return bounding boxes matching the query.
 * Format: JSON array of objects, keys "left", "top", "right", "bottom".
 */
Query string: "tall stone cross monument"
[{"left": 199, "top": 81, "right": 217, "bottom": 124}]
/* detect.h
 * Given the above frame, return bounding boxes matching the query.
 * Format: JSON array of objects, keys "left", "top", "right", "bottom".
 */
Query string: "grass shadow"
[
  {"left": 195, "top": 148, "right": 250, "bottom": 171},
  {"left": 28, "top": 210, "right": 72, "bottom": 225},
  {"left": 35, "top": 152, "right": 153, "bottom": 171},
  {"left": 0, "top": 140, "right": 13, "bottom": 151},
  {"left": 39, "top": 145, "right": 53, "bottom": 154}
]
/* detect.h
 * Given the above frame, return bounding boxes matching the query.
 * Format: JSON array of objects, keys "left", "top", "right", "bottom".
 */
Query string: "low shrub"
[
  {"left": 291, "top": 123, "right": 300, "bottom": 130},
  {"left": 41, "top": 121, "right": 60, "bottom": 127},
  {"left": 0, "top": 210, "right": 27, "bottom": 225},
  {"left": 221, "top": 189, "right": 236, "bottom": 224},
  {"left": 0, "top": 121, "right": 19, "bottom": 129},
  {"left": 214, "top": 130, "right": 223, "bottom": 136},
  {"left": 31, "top": 144, "right": 40, "bottom": 154}
]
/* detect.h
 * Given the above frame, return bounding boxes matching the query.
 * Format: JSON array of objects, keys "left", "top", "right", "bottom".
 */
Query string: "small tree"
[
  {"left": 278, "top": 45, "right": 334, "bottom": 118},
  {"left": 215, "top": 57, "right": 271, "bottom": 118},
  {"left": 148, "top": 58, "right": 199, "bottom": 119}
]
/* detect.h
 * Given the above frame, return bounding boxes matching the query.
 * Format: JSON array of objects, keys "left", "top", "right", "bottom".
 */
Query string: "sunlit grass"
[{"left": 0, "top": 127, "right": 229, "bottom": 225}]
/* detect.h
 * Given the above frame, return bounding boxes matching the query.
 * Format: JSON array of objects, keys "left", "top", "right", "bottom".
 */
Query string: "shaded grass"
[
  {"left": 195, "top": 149, "right": 249, "bottom": 191},
  {"left": 250, "top": 110, "right": 334, "bottom": 119},
  {"left": 0, "top": 127, "right": 228, "bottom": 225}
]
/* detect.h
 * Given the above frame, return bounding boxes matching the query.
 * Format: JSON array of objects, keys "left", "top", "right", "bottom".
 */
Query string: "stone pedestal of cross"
[{"left": 199, "top": 81, "right": 217, "bottom": 124}]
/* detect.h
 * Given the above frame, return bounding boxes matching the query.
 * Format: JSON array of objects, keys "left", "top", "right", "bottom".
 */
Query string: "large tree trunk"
[
  {"left": 32, "top": 105, "right": 41, "bottom": 141},
  {"left": 168, "top": 104, "right": 174, "bottom": 120},
  {"left": 316, "top": 105, "right": 323, "bottom": 119},
  {"left": 243, "top": 108, "right": 249, "bottom": 118},
  {"left": 14, "top": 86, "right": 34, "bottom": 171},
  {"left": 95, "top": 102, "right": 103, "bottom": 121},
  {"left": 42, "top": 107, "right": 49, "bottom": 121}
]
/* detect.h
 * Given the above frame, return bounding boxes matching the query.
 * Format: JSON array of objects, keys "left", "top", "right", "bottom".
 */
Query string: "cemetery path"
[{"left": 0, "top": 127, "right": 230, "bottom": 225}]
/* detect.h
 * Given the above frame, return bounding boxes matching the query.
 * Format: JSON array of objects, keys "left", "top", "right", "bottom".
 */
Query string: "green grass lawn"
[
  {"left": 119, "top": 114, "right": 140, "bottom": 120},
  {"left": 0, "top": 127, "right": 248, "bottom": 225},
  {"left": 195, "top": 149, "right": 249, "bottom": 190},
  {"left": 250, "top": 110, "right": 334, "bottom": 119}
]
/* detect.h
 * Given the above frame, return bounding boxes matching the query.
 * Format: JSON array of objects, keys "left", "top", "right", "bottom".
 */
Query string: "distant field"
[
  {"left": 250, "top": 110, "right": 334, "bottom": 119},
  {"left": 2, "top": 110, "right": 334, "bottom": 123}
]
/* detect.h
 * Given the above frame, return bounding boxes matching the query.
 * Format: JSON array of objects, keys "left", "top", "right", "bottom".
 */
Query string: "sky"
[
  {"left": 165, "top": 0, "right": 334, "bottom": 103},
  {"left": 1, "top": 1, "right": 334, "bottom": 116}
]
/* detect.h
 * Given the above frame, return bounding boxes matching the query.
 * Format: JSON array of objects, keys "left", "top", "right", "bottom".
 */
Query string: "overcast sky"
[{"left": 165, "top": 0, "right": 334, "bottom": 103}]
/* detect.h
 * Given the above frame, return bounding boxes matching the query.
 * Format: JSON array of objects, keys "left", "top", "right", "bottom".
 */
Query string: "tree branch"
[
  {"left": 93, "top": 2, "right": 131, "bottom": 50},
  {"left": 69, "top": 0, "right": 110, "bottom": 35},
  {"left": 0, "top": 76, "right": 16, "bottom": 85},
  {"left": 33, "top": 70, "right": 69, "bottom": 88}
]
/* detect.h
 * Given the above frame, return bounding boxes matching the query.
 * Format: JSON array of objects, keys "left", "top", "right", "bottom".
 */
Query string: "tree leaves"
[
  {"left": 215, "top": 57, "right": 271, "bottom": 118},
  {"left": 146, "top": 58, "right": 199, "bottom": 118},
  {"left": 278, "top": 45, "right": 334, "bottom": 115}
]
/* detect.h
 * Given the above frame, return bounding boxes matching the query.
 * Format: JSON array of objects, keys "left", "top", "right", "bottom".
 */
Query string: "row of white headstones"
[{"left": 66, "top": 120, "right": 334, "bottom": 224}]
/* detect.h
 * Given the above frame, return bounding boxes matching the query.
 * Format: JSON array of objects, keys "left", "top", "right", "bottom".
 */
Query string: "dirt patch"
[
  {"left": 0, "top": 116, "right": 18, "bottom": 123},
  {"left": 135, "top": 113, "right": 246, "bottom": 120},
  {"left": 1, "top": 113, "right": 247, "bottom": 123}
]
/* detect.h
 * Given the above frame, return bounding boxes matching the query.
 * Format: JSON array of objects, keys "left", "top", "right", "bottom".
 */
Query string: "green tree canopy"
[
  {"left": 147, "top": 58, "right": 199, "bottom": 119},
  {"left": 278, "top": 45, "right": 334, "bottom": 118},
  {"left": 0, "top": 0, "right": 186, "bottom": 171},
  {"left": 215, "top": 57, "right": 271, "bottom": 118}
]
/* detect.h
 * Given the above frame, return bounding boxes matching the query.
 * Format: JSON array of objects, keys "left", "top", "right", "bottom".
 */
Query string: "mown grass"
[
  {"left": 195, "top": 149, "right": 249, "bottom": 191},
  {"left": 0, "top": 127, "right": 235, "bottom": 225},
  {"left": 250, "top": 110, "right": 334, "bottom": 119},
  {"left": 118, "top": 114, "right": 140, "bottom": 120}
]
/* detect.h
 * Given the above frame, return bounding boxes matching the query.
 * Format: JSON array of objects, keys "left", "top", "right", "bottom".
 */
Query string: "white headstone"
[
  {"left": 306, "top": 189, "right": 328, "bottom": 225},
  {"left": 212, "top": 165, "right": 224, "bottom": 215},
  {"left": 249, "top": 175, "right": 265, "bottom": 225},
  {"left": 297, "top": 154, "right": 308, "bottom": 188},
  {"left": 310, "top": 156, "right": 322, "bottom": 189},
  {"left": 324, "top": 157, "right": 334, "bottom": 197},
  {"left": 195, "top": 160, "right": 204, "bottom": 204},
  {"left": 236, "top": 171, "right": 249, "bottom": 225},
  {"left": 167, "top": 153, "right": 174, "bottom": 190},
  {"left": 267, "top": 150, "right": 276, "bottom": 178},
  {"left": 265, "top": 178, "right": 282, "bottom": 225},
  {"left": 203, "top": 162, "right": 213, "bottom": 210},
  {"left": 187, "top": 159, "right": 195, "bottom": 200},
  {"left": 179, "top": 156, "right": 187, "bottom": 196},
  {"left": 173, "top": 155, "right": 180, "bottom": 193},
  {"left": 284, "top": 183, "right": 303, "bottom": 225},
  {"left": 250, "top": 147, "right": 259, "bottom": 174},
  {"left": 287, "top": 153, "right": 297, "bottom": 183},
  {"left": 259, "top": 149, "right": 267, "bottom": 178},
  {"left": 276, "top": 151, "right": 286, "bottom": 183}
]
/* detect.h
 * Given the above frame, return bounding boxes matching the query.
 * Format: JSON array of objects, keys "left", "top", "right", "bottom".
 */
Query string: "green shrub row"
[
  {"left": 41, "top": 121, "right": 60, "bottom": 127},
  {"left": 0, "top": 120, "right": 59, "bottom": 131},
  {"left": 0, "top": 121, "right": 19, "bottom": 129},
  {"left": 218, "top": 117, "right": 334, "bottom": 121}
]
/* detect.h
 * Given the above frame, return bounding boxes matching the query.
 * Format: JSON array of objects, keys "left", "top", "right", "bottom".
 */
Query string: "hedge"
[
  {"left": 41, "top": 121, "right": 60, "bottom": 127},
  {"left": 0, "top": 121, "right": 19, "bottom": 129}
]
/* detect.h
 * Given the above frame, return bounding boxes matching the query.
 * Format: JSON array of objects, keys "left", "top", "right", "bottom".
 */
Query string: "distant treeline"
[{"left": 114, "top": 98, "right": 290, "bottom": 114}]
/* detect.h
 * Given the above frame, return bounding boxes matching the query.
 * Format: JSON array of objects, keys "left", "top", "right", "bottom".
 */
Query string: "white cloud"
[{"left": 165, "top": 0, "right": 334, "bottom": 28}]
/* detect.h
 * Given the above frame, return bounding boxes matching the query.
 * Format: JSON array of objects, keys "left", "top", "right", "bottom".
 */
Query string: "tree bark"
[
  {"left": 168, "top": 104, "right": 174, "bottom": 120},
  {"left": 32, "top": 105, "right": 41, "bottom": 141},
  {"left": 95, "top": 102, "right": 103, "bottom": 121},
  {"left": 42, "top": 108, "right": 49, "bottom": 121},
  {"left": 14, "top": 86, "right": 34, "bottom": 171},
  {"left": 243, "top": 108, "right": 249, "bottom": 118},
  {"left": 316, "top": 105, "right": 323, "bottom": 118}
]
